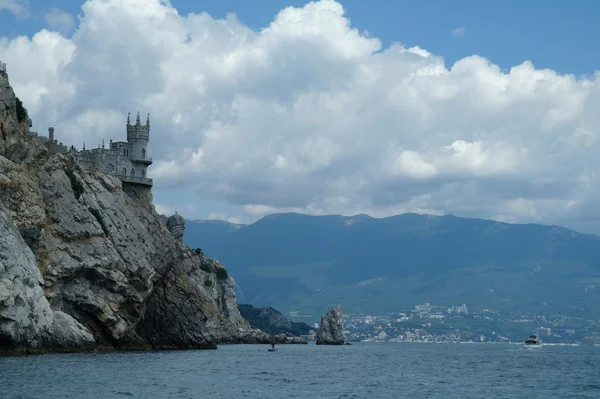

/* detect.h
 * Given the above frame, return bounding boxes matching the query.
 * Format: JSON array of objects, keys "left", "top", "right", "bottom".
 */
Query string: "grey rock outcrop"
[
  {"left": 166, "top": 213, "right": 185, "bottom": 240},
  {"left": 0, "top": 67, "right": 17, "bottom": 142},
  {"left": 0, "top": 67, "right": 277, "bottom": 354},
  {"left": 316, "top": 305, "right": 345, "bottom": 345}
]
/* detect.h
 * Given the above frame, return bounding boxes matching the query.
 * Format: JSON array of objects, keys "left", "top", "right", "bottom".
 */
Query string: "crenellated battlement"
[{"left": 126, "top": 111, "right": 150, "bottom": 141}]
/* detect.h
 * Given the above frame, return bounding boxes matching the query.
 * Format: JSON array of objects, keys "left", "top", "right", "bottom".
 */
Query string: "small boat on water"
[{"left": 524, "top": 334, "right": 542, "bottom": 349}]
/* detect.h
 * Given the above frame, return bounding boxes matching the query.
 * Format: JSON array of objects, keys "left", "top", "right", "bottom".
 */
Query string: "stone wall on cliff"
[{"left": 0, "top": 65, "right": 275, "bottom": 354}]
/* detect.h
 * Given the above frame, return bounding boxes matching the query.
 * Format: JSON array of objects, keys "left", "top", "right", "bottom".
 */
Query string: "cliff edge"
[{"left": 0, "top": 64, "right": 273, "bottom": 354}]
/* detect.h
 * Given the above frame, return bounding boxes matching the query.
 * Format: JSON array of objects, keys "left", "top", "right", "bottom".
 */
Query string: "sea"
[{"left": 1, "top": 342, "right": 599, "bottom": 398}]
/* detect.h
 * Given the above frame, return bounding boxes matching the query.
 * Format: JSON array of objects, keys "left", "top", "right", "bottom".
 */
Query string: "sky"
[{"left": 2, "top": 0, "right": 600, "bottom": 233}]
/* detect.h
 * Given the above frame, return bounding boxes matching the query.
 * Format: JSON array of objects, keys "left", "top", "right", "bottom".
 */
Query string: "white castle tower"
[{"left": 126, "top": 111, "right": 153, "bottom": 179}]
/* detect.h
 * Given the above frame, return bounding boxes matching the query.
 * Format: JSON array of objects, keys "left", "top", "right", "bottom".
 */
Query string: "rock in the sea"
[
  {"left": 316, "top": 305, "right": 345, "bottom": 345},
  {"left": 166, "top": 213, "right": 185, "bottom": 240}
]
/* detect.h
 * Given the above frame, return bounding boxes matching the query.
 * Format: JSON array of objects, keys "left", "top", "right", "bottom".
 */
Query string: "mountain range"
[{"left": 183, "top": 213, "right": 600, "bottom": 322}]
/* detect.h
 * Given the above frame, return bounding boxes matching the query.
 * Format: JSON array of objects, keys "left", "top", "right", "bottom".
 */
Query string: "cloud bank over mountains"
[{"left": 1, "top": 0, "right": 599, "bottom": 232}]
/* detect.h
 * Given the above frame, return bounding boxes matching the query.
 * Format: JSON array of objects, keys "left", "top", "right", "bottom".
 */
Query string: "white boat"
[{"left": 524, "top": 334, "right": 542, "bottom": 349}]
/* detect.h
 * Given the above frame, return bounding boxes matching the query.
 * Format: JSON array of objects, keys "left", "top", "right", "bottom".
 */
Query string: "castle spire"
[
  {"left": 136, "top": 111, "right": 141, "bottom": 125},
  {"left": 127, "top": 112, "right": 131, "bottom": 125},
  {"left": 102, "top": 138, "right": 105, "bottom": 149},
  {"left": 83, "top": 141, "right": 86, "bottom": 150},
  {"left": 146, "top": 113, "right": 150, "bottom": 126}
]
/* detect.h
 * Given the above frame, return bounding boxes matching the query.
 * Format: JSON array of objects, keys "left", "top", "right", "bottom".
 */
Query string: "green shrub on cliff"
[
  {"left": 215, "top": 267, "right": 228, "bottom": 280},
  {"left": 200, "top": 263, "right": 212, "bottom": 273},
  {"left": 15, "top": 97, "right": 28, "bottom": 123}
]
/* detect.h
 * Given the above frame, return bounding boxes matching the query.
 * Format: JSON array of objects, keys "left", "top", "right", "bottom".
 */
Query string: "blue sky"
[
  {"left": 2, "top": 0, "right": 600, "bottom": 231},
  {"left": 2, "top": 0, "right": 599, "bottom": 76}
]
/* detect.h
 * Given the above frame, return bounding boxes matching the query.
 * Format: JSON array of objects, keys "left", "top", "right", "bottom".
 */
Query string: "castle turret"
[{"left": 126, "top": 111, "right": 152, "bottom": 178}]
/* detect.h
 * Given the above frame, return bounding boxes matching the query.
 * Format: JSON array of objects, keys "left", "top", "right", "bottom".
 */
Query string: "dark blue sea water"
[{"left": 1, "top": 343, "right": 599, "bottom": 398}]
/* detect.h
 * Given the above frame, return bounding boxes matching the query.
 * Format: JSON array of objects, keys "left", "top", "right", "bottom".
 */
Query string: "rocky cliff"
[
  {"left": 316, "top": 305, "right": 345, "bottom": 345},
  {"left": 0, "top": 65, "right": 276, "bottom": 354},
  {"left": 238, "top": 304, "right": 312, "bottom": 337}
]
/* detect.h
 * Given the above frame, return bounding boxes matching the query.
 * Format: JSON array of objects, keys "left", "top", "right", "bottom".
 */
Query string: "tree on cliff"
[{"left": 15, "top": 97, "right": 28, "bottom": 123}]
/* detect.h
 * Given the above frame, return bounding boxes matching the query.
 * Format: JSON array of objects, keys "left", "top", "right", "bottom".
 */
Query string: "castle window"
[
  {"left": 141, "top": 148, "right": 146, "bottom": 159},
  {"left": 141, "top": 170, "right": 145, "bottom": 178},
  {"left": 130, "top": 168, "right": 135, "bottom": 177},
  {"left": 106, "top": 163, "right": 114, "bottom": 172},
  {"left": 122, "top": 167, "right": 126, "bottom": 175},
  {"left": 123, "top": 149, "right": 126, "bottom": 156}
]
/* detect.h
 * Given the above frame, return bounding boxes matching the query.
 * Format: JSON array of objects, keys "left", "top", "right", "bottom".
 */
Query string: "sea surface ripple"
[{"left": 1, "top": 343, "right": 599, "bottom": 398}]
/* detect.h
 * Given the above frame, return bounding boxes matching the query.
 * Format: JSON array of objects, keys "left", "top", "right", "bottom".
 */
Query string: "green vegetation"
[
  {"left": 65, "top": 169, "right": 85, "bottom": 200},
  {"left": 89, "top": 207, "right": 108, "bottom": 235},
  {"left": 203, "top": 279, "right": 213, "bottom": 288},
  {"left": 183, "top": 213, "right": 600, "bottom": 319},
  {"left": 15, "top": 97, "right": 28, "bottom": 123},
  {"left": 199, "top": 263, "right": 212, "bottom": 273},
  {"left": 175, "top": 273, "right": 191, "bottom": 292},
  {"left": 215, "top": 266, "right": 228, "bottom": 280}
]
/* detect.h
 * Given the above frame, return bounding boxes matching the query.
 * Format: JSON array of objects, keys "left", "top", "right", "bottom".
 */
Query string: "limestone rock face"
[
  {"left": 0, "top": 202, "right": 95, "bottom": 352},
  {"left": 316, "top": 305, "right": 345, "bottom": 345},
  {"left": 0, "top": 69, "right": 48, "bottom": 166},
  {"left": 0, "top": 67, "right": 274, "bottom": 354},
  {"left": 0, "top": 68, "right": 17, "bottom": 141}
]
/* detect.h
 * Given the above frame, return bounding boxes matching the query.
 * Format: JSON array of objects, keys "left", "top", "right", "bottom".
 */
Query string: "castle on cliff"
[
  {"left": 47, "top": 111, "right": 153, "bottom": 186},
  {"left": 1, "top": 60, "right": 153, "bottom": 186}
]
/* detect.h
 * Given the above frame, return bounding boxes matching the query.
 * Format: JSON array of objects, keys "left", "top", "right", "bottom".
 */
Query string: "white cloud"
[
  {"left": 207, "top": 212, "right": 226, "bottom": 220},
  {"left": 226, "top": 216, "right": 242, "bottom": 224},
  {"left": 1, "top": 0, "right": 600, "bottom": 232},
  {"left": 154, "top": 203, "right": 175, "bottom": 216},
  {"left": 452, "top": 27, "right": 466, "bottom": 37},
  {"left": 0, "top": 0, "right": 28, "bottom": 16},
  {"left": 44, "top": 7, "right": 75, "bottom": 35}
]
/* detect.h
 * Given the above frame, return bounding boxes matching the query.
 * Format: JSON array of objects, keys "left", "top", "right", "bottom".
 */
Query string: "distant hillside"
[
  {"left": 238, "top": 304, "right": 312, "bottom": 336},
  {"left": 184, "top": 213, "right": 600, "bottom": 321}
]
